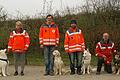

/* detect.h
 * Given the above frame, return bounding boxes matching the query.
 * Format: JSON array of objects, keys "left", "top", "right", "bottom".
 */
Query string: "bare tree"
[{"left": 0, "top": 7, "right": 7, "bottom": 21}]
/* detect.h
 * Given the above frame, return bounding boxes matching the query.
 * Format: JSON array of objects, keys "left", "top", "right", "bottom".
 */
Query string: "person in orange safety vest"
[
  {"left": 64, "top": 20, "right": 85, "bottom": 75},
  {"left": 8, "top": 21, "right": 30, "bottom": 76},
  {"left": 39, "top": 14, "right": 59, "bottom": 76}
]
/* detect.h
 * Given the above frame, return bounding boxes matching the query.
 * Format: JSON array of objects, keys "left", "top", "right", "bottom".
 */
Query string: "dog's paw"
[
  {"left": 82, "top": 72, "right": 85, "bottom": 75},
  {"left": 7, "top": 73, "right": 10, "bottom": 76},
  {"left": 116, "top": 72, "right": 119, "bottom": 75},
  {"left": 113, "top": 71, "right": 116, "bottom": 74},
  {"left": 91, "top": 68, "right": 97, "bottom": 72},
  {"left": 55, "top": 72, "right": 58, "bottom": 75},
  {"left": 3, "top": 75, "right": 7, "bottom": 77},
  {"left": 87, "top": 72, "right": 90, "bottom": 74},
  {"left": 59, "top": 73, "right": 62, "bottom": 75}
]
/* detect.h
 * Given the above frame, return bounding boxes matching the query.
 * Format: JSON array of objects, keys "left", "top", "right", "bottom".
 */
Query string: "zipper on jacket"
[{"left": 49, "top": 25, "right": 50, "bottom": 45}]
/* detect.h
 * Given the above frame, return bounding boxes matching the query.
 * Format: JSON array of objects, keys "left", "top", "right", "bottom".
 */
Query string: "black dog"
[{"left": 113, "top": 52, "right": 120, "bottom": 75}]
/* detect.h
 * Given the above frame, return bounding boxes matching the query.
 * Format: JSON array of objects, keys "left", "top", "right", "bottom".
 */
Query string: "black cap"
[{"left": 70, "top": 20, "right": 77, "bottom": 24}]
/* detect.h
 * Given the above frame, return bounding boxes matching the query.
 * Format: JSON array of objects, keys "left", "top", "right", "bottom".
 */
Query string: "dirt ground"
[{"left": 0, "top": 66, "right": 120, "bottom": 80}]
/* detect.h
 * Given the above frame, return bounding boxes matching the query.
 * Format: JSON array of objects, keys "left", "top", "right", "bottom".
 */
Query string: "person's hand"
[
  {"left": 103, "top": 55, "right": 106, "bottom": 58},
  {"left": 40, "top": 45, "right": 43, "bottom": 48},
  {"left": 106, "top": 61, "right": 110, "bottom": 64},
  {"left": 103, "top": 55, "right": 106, "bottom": 60},
  {"left": 23, "top": 50, "right": 27, "bottom": 53},
  {"left": 55, "top": 45, "right": 58, "bottom": 47},
  {"left": 7, "top": 48, "right": 11, "bottom": 54},
  {"left": 24, "top": 48, "right": 28, "bottom": 52}
]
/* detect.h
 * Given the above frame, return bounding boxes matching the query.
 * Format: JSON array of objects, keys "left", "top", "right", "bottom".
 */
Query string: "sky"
[{"left": 0, "top": 0, "right": 85, "bottom": 18}]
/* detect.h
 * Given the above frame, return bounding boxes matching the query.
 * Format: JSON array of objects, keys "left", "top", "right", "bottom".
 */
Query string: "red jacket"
[
  {"left": 39, "top": 22, "right": 59, "bottom": 46},
  {"left": 64, "top": 28, "right": 85, "bottom": 53},
  {"left": 8, "top": 30, "right": 30, "bottom": 53},
  {"left": 96, "top": 40, "right": 116, "bottom": 64}
]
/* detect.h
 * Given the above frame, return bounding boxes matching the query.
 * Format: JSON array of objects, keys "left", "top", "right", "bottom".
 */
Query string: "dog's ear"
[
  {"left": 83, "top": 50, "right": 86, "bottom": 54},
  {"left": 58, "top": 52, "right": 61, "bottom": 56},
  {"left": 53, "top": 51, "right": 56, "bottom": 55},
  {"left": 87, "top": 48, "right": 90, "bottom": 52},
  {"left": 57, "top": 50, "right": 61, "bottom": 56}
]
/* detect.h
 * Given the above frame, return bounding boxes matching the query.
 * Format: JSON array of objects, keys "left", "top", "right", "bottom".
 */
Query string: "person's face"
[
  {"left": 103, "top": 33, "right": 109, "bottom": 41},
  {"left": 46, "top": 16, "right": 53, "bottom": 23},
  {"left": 16, "top": 24, "right": 22, "bottom": 29},
  {"left": 71, "top": 23, "right": 77, "bottom": 28}
]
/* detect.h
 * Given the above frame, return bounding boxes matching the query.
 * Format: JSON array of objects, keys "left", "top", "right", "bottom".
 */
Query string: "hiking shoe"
[
  {"left": 96, "top": 72, "right": 100, "bottom": 75},
  {"left": 14, "top": 71, "right": 18, "bottom": 76},
  {"left": 49, "top": 72, "right": 54, "bottom": 76},
  {"left": 21, "top": 71, "right": 24, "bottom": 76},
  {"left": 44, "top": 72, "right": 49, "bottom": 76}
]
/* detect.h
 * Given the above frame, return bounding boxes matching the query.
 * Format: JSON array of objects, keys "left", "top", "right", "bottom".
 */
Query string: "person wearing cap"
[
  {"left": 8, "top": 21, "right": 30, "bottom": 76},
  {"left": 96, "top": 33, "right": 116, "bottom": 75},
  {"left": 64, "top": 20, "right": 85, "bottom": 75},
  {"left": 39, "top": 14, "right": 59, "bottom": 76}
]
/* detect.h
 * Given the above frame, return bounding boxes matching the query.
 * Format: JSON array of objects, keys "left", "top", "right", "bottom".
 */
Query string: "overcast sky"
[{"left": 0, "top": 0, "right": 85, "bottom": 18}]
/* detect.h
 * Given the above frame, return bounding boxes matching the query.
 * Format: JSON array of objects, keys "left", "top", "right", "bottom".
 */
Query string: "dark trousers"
[
  {"left": 97, "top": 57, "right": 112, "bottom": 73},
  {"left": 68, "top": 52, "right": 83, "bottom": 73},
  {"left": 13, "top": 52, "right": 26, "bottom": 72},
  {"left": 43, "top": 46, "right": 55, "bottom": 74}
]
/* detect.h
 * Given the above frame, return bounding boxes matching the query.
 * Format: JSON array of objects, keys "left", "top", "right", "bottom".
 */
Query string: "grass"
[{"left": 8, "top": 51, "right": 97, "bottom": 66}]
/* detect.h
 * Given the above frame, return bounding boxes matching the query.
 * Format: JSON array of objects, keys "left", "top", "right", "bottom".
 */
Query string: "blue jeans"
[
  {"left": 43, "top": 46, "right": 55, "bottom": 73},
  {"left": 68, "top": 52, "right": 83, "bottom": 73}
]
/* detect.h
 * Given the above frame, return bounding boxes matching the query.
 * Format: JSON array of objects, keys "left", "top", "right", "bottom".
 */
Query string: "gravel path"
[{"left": 0, "top": 66, "right": 120, "bottom": 80}]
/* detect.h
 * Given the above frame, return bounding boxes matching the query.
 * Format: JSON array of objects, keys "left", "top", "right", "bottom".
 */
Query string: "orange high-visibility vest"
[
  {"left": 64, "top": 28, "right": 85, "bottom": 53},
  {"left": 8, "top": 30, "right": 30, "bottom": 52},
  {"left": 39, "top": 22, "right": 59, "bottom": 46}
]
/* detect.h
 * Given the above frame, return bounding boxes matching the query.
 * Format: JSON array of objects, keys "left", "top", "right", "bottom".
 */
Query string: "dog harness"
[{"left": 0, "top": 58, "right": 8, "bottom": 63}]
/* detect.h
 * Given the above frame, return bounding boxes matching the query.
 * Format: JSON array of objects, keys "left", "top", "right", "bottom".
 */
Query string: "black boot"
[
  {"left": 77, "top": 66, "right": 82, "bottom": 75},
  {"left": 70, "top": 67, "right": 75, "bottom": 75},
  {"left": 106, "top": 64, "right": 112, "bottom": 74},
  {"left": 104, "top": 64, "right": 107, "bottom": 72}
]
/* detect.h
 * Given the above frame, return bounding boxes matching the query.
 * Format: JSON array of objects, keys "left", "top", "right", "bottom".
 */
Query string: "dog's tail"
[
  {"left": 91, "top": 67, "right": 97, "bottom": 72},
  {"left": 62, "top": 69, "right": 71, "bottom": 75}
]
